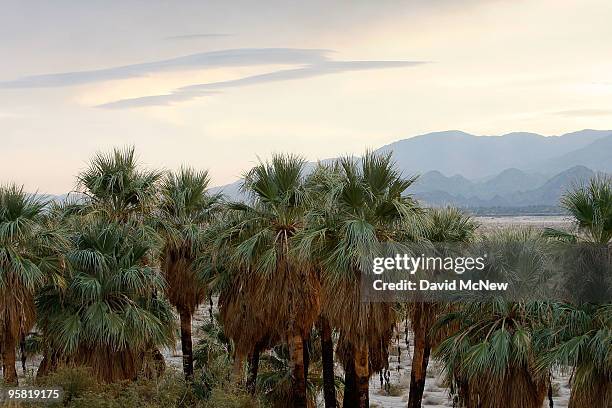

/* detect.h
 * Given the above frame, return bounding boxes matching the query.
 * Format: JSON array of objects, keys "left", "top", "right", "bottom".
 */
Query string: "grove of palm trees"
[{"left": 0, "top": 147, "right": 610, "bottom": 408}]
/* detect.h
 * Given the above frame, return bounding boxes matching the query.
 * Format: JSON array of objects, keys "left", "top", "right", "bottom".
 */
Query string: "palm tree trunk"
[
  {"left": 20, "top": 333, "right": 27, "bottom": 373},
  {"left": 548, "top": 373, "right": 554, "bottom": 408},
  {"left": 303, "top": 336, "right": 310, "bottom": 381},
  {"left": 36, "top": 356, "right": 51, "bottom": 378},
  {"left": 2, "top": 330, "right": 18, "bottom": 385},
  {"left": 343, "top": 350, "right": 359, "bottom": 407},
  {"left": 179, "top": 310, "right": 194, "bottom": 379},
  {"left": 320, "top": 317, "right": 337, "bottom": 408},
  {"left": 36, "top": 340, "right": 59, "bottom": 379},
  {"left": 288, "top": 331, "right": 307, "bottom": 408},
  {"left": 209, "top": 296, "right": 214, "bottom": 321},
  {"left": 232, "top": 354, "right": 244, "bottom": 384},
  {"left": 247, "top": 345, "right": 260, "bottom": 394},
  {"left": 548, "top": 385, "right": 554, "bottom": 408},
  {"left": 407, "top": 320, "right": 429, "bottom": 408},
  {"left": 354, "top": 344, "right": 370, "bottom": 408},
  {"left": 151, "top": 347, "right": 166, "bottom": 378}
]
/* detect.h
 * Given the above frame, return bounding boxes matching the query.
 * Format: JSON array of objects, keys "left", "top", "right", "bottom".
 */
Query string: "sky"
[{"left": 1, "top": 0, "right": 612, "bottom": 193}]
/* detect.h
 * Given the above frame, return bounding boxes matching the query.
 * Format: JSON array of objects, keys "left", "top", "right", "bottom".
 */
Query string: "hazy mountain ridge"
[
  {"left": 377, "top": 129, "right": 612, "bottom": 178},
  {"left": 409, "top": 168, "right": 549, "bottom": 200},
  {"left": 539, "top": 135, "right": 612, "bottom": 174},
  {"left": 202, "top": 130, "right": 612, "bottom": 212},
  {"left": 415, "top": 165, "right": 596, "bottom": 209}
]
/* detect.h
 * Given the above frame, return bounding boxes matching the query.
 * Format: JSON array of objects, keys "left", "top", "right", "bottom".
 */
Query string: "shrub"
[
  {"left": 38, "top": 366, "right": 99, "bottom": 404},
  {"left": 204, "top": 386, "right": 263, "bottom": 408},
  {"left": 34, "top": 367, "right": 199, "bottom": 408}
]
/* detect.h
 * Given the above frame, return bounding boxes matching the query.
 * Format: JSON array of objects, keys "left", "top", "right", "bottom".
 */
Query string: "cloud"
[
  {"left": 553, "top": 109, "right": 612, "bottom": 117},
  {"left": 0, "top": 48, "right": 332, "bottom": 88},
  {"left": 184, "top": 61, "right": 425, "bottom": 91},
  {"left": 98, "top": 60, "right": 427, "bottom": 109},
  {"left": 0, "top": 44, "right": 427, "bottom": 109},
  {"left": 98, "top": 90, "right": 221, "bottom": 109},
  {"left": 164, "top": 33, "right": 232, "bottom": 40}
]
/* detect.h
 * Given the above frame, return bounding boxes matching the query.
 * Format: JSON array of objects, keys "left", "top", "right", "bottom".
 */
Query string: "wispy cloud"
[
  {"left": 98, "top": 60, "right": 427, "bottom": 109},
  {"left": 553, "top": 109, "right": 612, "bottom": 117},
  {"left": 98, "top": 90, "right": 222, "bottom": 109},
  {"left": 0, "top": 48, "right": 331, "bottom": 88},
  {"left": 164, "top": 33, "right": 232, "bottom": 40},
  {"left": 184, "top": 61, "right": 425, "bottom": 91},
  {"left": 0, "top": 46, "right": 427, "bottom": 109}
]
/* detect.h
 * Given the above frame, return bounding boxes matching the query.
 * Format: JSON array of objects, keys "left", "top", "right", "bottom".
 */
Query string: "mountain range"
[
  {"left": 211, "top": 129, "right": 612, "bottom": 214},
  {"left": 411, "top": 165, "right": 596, "bottom": 210},
  {"left": 376, "top": 129, "right": 612, "bottom": 178}
]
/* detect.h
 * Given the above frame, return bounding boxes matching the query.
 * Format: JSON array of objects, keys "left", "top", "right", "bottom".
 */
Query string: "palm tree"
[
  {"left": 433, "top": 228, "right": 553, "bottom": 408},
  {"left": 156, "top": 167, "right": 222, "bottom": 379},
  {"left": 296, "top": 164, "right": 341, "bottom": 408},
  {"left": 1, "top": 185, "right": 65, "bottom": 385},
  {"left": 296, "top": 152, "right": 420, "bottom": 407},
  {"left": 202, "top": 211, "right": 281, "bottom": 391},
  {"left": 406, "top": 207, "right": 477, "bottom": 408},
  {"left": 77, "top": 146, "right": 162, "bottom": 223},
  {"left": 36, "top": 217, "right": 175, "bottom": 382},
  {"left": 544, "top": 175, "right": 612, "bottom": 245},
  {"left": 435, "top": 301, "right": 550, "bottom": 408},
  {"left": 542, "top": 175, "right": 612, "bottom": 407},
  {"left": 79, "top": 145, "right": 168, "bottom": 366},
  {"left": 537, "top": 303, "right": 611, "bottom": 408},
  {"left": 256, "top": 343, "right": 332, "bottom": 407},
  {"left": 35, "top": 147, "right": 176, "bottom": 382},
  {"left": 210, "top": 154, "right": 321, "bottom": 407}
]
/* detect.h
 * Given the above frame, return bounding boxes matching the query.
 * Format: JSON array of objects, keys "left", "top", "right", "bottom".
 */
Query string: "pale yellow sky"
[{"left": 1, "top": 0, "right": 611, "bottom": 193}]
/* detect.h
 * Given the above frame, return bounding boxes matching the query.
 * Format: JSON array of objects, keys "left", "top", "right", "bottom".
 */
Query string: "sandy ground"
[{"left": 475, "top": 215, "right": 573, "bottom": 233}]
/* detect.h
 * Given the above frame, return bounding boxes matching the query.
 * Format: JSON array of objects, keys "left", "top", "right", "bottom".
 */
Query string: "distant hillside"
[
  {"left": 415, "top": 165, "right": 596, "bottom": 209},
  {"left": 207, "top": 129, "right": 611, "bottom": 213},
  {"left": 507, "top": 165, "right": 595, "bottom": 206},
  {"left": 476, "top": 168, "right": 548, "bottom": 198},
  {"left": 376, "top": 129, "right": 611, "bottom": 179},
  {"left": 410, "top": 168, "right": 549, "bottom": 200},
  {"left": 539, "top": 135, "right": 612, "bottom": 174},
  {"left": 410, "top": 171, "right": 473, "bottom": 196}
]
